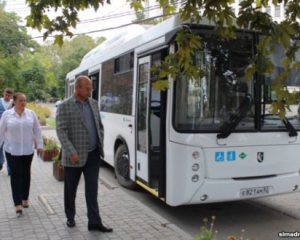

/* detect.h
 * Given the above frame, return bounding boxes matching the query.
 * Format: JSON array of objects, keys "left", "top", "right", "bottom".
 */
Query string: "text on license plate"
[{"left": 240, "top": 186, "right": 271, "bottom": 197}]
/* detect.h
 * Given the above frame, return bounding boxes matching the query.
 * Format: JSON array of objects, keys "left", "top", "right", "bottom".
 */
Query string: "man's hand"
[{"left": 69, "top": 154, "right": 80, "bottom": 164}]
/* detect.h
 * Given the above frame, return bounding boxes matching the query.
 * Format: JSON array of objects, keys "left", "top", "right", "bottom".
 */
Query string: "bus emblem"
[{"left": 257, "top": 152, "right": 264, "bottom": 163}]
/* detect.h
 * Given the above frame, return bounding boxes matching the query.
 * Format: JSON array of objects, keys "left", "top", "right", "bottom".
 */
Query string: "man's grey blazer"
[{"left": 56, "top": 95, "right": 104, "bottom": 167}]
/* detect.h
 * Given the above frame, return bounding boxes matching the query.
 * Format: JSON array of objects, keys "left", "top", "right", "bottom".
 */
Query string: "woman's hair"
[{"left": 13, "top": 92, "right": 25, "bottom": 101}]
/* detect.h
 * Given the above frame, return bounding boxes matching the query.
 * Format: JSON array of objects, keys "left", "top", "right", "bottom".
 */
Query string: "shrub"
[
  {"left": 195, "top": 216, "right": 218, "bottom": 240},
  {"left": 39, "top": 118, "right": 47, "bottom": 126},
  {"left": 43, "top": 135, "right": 59, "bottom": 151},
  {"left": 27, "top": 102, "right": 51, "bottom": 120},
  {"left": 194, "top": 216, "right": 255, "bottom": 240}
]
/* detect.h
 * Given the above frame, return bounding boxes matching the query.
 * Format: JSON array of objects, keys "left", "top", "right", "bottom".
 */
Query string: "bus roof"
[
  {"left": 79, "top": 24, "right": 147, "bottom": 67},
  {"left": 66, "top": 14, "right": 214, "bottom": 79}
]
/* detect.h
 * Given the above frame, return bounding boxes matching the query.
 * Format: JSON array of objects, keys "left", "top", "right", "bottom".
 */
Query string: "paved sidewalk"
[{"left": 0, "top": 128, "right": 192, "bottom": 240}]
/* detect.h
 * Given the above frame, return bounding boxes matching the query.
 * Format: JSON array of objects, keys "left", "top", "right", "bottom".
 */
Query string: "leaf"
[
  {"left": 153, "top": 80, "right": 169, "bottom": 91},
  {"left": 256, "top": 0, "right": 262, "bottom": 7},
  {"left": 54, "top": 35, "right": 64, "bottom": 47},
  {"left": 292, "top": 62, "right": 300, "bottom": 70},
  {"left": 43, "top": 32, "right": 49, "bottom": 41},
  {"left": 245, "top": 64, "right": 256, "bottom": 81}
]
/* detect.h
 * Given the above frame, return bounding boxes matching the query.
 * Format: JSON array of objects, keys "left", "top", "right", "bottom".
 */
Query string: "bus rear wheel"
[{"left": 114, "top": 144, "right": 136, "bottom": 189}]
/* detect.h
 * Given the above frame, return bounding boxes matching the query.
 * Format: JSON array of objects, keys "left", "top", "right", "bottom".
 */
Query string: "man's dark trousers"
[{"left": 64, "top": 148, "right": 102, "bottom": 225}]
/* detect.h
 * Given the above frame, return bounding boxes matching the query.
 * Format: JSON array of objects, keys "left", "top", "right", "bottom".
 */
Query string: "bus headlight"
[
  {"left": 192, "top": 174, "right": 199, "bottom": 182},
  {"left": 200, "top": 195, "right": 208, "bottom": 201},
  {"left": 192, "top": 163, "right": 199, "bottom": 171},
  {"left": 192, "top": 151, "right": 199, "bottom": 159}
]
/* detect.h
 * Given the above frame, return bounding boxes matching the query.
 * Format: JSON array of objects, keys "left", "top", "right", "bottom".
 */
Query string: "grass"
[{"left": 47, "top": 118, "right": 56, "bottom": 127}]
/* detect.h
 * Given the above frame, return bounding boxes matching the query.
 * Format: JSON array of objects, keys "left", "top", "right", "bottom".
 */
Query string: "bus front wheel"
[{"left": 114, "top": 145, "right": 136, "bottom": 189}]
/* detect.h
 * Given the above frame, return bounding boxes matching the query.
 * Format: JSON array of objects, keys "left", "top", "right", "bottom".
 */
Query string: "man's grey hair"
[{"left": 75, "top": 75, "right": 90, "bottom": 87}]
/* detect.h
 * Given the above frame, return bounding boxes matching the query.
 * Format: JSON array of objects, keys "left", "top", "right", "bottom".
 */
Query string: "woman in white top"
[{"left": 0, "top": 93, "right": 44, "bottom": 217}]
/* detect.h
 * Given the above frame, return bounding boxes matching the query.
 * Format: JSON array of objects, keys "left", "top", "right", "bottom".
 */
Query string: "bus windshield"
[
  {"left": 174, "top": 30, "right": 300, "bottom": 133},
  {"left": 174, "top": 30, "right": 255, "bottom": 132},
  {"left": 261, "top": 40, "right": 300, "bottom": 132}
]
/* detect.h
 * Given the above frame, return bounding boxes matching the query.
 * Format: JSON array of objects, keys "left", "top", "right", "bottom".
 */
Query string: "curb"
[{"left": 38, "top": 194, "right": 56, "bottom": 215}]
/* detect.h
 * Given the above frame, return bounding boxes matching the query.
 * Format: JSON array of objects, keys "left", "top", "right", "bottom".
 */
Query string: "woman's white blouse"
[{"left": 0, "top": 108, "right": 43, "bottom": 156}]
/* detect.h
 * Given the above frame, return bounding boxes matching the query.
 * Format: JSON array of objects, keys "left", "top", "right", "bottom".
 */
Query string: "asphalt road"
[{"left": 99, "top": 163, "right": 300, "bottom": 240}]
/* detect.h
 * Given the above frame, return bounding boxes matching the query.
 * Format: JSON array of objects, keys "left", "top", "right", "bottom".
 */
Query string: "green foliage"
[
  {"left": 194, "top": 216, "right": 255, "bottom": 240},
  {"left": 153, "top": 80, "right": 169, "bottom": 91},
  {"left": 0, "top": 5, "right": 106, "bottom": 101},
  {"left": 194, "top": 216, "right": 218, "bottom": 240},
  {"left": 150, "top": 28, "right": 203, "bottom": 90},
  {"left": 0, "top": 8, "right": 36, "bottom": 56},
  {"left": 6, "top": 34, "right": 103, "bottom": 100},
  {"left": 0, "top": 5, "right": 39, "bottom": 91},
  {"left": 18, "top": 64, "right": 49, "bottom": 101},
  {"left": 25, "top": 0, "right": 107, "bottom": 42},
  {"left": 42, "top": 34, "right": 104, "bottom": 98}
]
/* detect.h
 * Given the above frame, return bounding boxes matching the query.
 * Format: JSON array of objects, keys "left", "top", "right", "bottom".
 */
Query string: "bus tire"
[{"left": 114, "top": 144, "right": 136, "bottom": 189}]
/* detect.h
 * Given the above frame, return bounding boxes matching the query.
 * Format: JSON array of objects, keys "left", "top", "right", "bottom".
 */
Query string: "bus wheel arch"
[{"left": 114, "top": 139, "right": 136, "bottom": 189}]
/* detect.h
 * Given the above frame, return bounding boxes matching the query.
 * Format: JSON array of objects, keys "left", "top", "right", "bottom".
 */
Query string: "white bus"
[{"left": 65, "top": 14, "right": 300, "bottom": 206}]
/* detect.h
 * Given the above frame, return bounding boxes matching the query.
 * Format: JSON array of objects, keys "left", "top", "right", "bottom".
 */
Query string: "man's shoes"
[
  {"left": 88, "top": 224, "right": 113, "bottom": 232},
  {"left": 66, "top": 219, "right": 76, "bottom": 228},
  {"left": 0, "top": 165, "right": 2, "bottom": 171}
]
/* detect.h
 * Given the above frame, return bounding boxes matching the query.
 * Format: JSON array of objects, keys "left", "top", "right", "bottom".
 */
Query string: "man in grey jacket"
[{"left": 56, "top": 75, "right": 112, "bottom": 232}]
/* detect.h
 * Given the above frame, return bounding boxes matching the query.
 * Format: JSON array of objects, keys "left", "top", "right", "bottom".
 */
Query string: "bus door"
[
  {"left": 136, "top": 56, "right": 151, "bottom": 183},
  {"left": 89, "top": 72, "right": 100, "bottom": 101},
  {"left": 136, "top": 55, "right": 166, "bottom": 197}
]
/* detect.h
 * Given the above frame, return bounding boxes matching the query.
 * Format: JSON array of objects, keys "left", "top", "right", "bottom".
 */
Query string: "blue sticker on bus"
[
  {"left": 215, "top": 152, "right": 225, "bottom": 162},
  {"left": 227, "top": 151, "right": 236, "bottom": 161}
]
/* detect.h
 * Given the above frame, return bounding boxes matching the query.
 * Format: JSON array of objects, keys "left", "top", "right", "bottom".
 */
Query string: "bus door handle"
[{"left": 128, "top": 124, "right": 132, "bottom": 133}]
